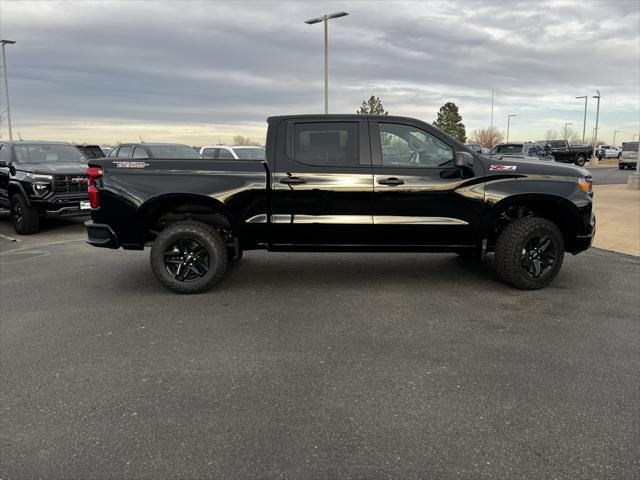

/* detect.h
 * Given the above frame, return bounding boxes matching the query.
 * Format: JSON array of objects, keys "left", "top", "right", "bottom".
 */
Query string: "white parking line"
[
  {"left": 0, "top": 238, "right": 85, "bottom": 254},
  {"left": 0, "top": 233, "right": 19, "bottom": 242}
]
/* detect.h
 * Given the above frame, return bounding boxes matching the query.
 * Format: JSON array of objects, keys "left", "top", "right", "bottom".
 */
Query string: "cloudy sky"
[{"left": 0, "top": 0, "right": 638, "bottom": 145}]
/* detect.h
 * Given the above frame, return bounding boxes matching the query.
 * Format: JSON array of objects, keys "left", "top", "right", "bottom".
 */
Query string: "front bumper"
[
  {"left": 31, "top": 194, "right": 90, "bottom": 218},
  {"left": 85, "top": 221, "right": 119, "bottom": 248},
  {"left": 572, "top": 212, "right": 596, "bottom": 253}
]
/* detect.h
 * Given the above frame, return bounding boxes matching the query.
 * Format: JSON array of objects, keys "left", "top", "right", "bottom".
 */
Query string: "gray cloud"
[{"left": 1, "top": 0, "right": 638, "bottom": 143}]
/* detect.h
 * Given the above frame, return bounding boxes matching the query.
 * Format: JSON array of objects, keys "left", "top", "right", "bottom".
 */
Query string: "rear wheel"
[
  {"left": 495, "top": 217, "right": 564, "bottom": 290},
  {"left": 575, "top": 154, "right": 586, "bottom": 166},
  {"left": 150, "top": 220, "right": 228, "bottom": 294},
  {"left": 10, "top": 193, "right": 40, "bottom": 235}
]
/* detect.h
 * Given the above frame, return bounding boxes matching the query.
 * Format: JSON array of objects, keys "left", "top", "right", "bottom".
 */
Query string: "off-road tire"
[
  {"left": 150, "top": 220, "right": 228, "bottom": 294},
  {"left": 575, "top": 154, "right": 586, "bottom": 167},
  {"left": 495, "top": 217, "right": 564, "bottom": 290},
  {"left": 10, "top": 193, "right": 40, "bottom": 235}
]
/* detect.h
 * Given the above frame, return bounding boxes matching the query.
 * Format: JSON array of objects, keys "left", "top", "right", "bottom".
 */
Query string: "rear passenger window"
[
  {"left": 132, "top": 147, "right": 148, "bottom": 158},
  {"left": 117, "top": 146, "right": 132, "bottom": 158},
  {"left": 218, "top": 149, "right": 234, "bottom": 160},
  {"left": 202, "top": 148, "right": 218, "bottom": 159},
  {"left": 292, "top": 122, "right": 358, "bottom": 167}
]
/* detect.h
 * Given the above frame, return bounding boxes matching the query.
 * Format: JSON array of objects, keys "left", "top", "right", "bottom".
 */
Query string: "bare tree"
[
  {"left": 544, "top": 130, "right": 558, "bottom": 141},
  {"left": 232, "top": 135, "right": 260, "bottom": 146},
  {"left": 468, "top": 126, "right": 505, "bottom": 149},
  {"left": 560, "top": 125, "right": 580, "bottom": 144}
]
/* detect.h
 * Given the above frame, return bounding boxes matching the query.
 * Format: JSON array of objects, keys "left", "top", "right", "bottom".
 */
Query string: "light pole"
[
  {"left": 592, "top": 90, "right": 600, "bottom": 158},
  {"left": 575, "top": 95, "right": 588, "bottom": 143},
  {"left": 1, "top": 39, "right": 16, "bottom": 141},
  {"left": 506, "top": 114, "right": 517, "bottom": 142},
  {"left": 305, "top": 11, "right": 349, "bottom": 114}
]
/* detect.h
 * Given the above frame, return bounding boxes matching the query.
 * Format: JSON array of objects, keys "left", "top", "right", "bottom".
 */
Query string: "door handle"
[
  {"left": 378, "top": 177, "right": 404, "bottom": 186},
  {"left": 280, "top": 176, "right": 306, "bottom": 185}
]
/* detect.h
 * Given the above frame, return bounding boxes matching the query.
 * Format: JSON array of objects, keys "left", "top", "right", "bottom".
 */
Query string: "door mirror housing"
[{"left": 454, "top": 151, "right": 474, "bottom": 168}]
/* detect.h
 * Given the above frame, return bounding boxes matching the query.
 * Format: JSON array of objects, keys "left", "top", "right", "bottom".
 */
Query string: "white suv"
[
  {"left": 597, "top": 145, "right": 621, "bottom": 159},
  {"left": 199, "top": 145, "right": 265, "bottom": 160}
]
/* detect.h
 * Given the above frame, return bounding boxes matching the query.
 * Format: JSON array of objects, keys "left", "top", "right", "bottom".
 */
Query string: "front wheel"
[
  {"left": 495, "top": 217, "right": 564, "bottom": 290},
  {"left": 575, "top": 154, "right": 586, "bottom": 166},
  {"left": 150, "top": 220, "right": 228, "bottom": 294},
  {"left": 10, "top": 193, "right": 40, "bottom": 235}
]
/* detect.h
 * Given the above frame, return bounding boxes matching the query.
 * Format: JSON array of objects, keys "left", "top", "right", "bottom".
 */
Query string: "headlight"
[
  {"left": 25, "top": 173, "right": 53, "bottom": 182},
  {"left": 578, "top": 176, "right": 592, "bottom": 193}
]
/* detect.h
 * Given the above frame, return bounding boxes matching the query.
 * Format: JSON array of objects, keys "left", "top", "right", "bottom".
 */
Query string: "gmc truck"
[{"left": 85, "top": 115, "right": 596, "bottom": 293}]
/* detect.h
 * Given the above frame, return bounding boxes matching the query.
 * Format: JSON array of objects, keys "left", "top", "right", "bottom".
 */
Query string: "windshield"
[
  {"left": 622, "top": 142, "right": 638, "bottom": 152},
  {"left": 76, "top": 146, "right": 104, "bottom": 158},
  {"left": 147, "top": 145, "right": 202, "bottom": 159},
  {"left": 13, "top": 144, "right": 87, "bottom": 164},
  {"left": 233, "top": 147, "right": 265, "bottom": 160}
]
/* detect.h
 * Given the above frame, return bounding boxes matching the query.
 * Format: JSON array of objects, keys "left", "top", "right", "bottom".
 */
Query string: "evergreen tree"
[
  {"left": 433, "top": 102, "right": 466, "bottom": 142},
  {"left": 357, "top": 96, "right": 388, "bottom": 115}
]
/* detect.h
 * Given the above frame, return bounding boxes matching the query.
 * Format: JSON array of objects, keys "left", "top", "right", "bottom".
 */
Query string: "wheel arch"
[
  {"left": 8, "top": 181, "right": 32, "bottom": 205},
  {"left": 140, "top": 193, "right": 234, "bottom": 234},
  {"left": 487, "top": 193, "right": 581, "bottom": 251}
]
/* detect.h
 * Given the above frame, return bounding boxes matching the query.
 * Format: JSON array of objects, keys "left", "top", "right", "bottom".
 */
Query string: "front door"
[
  {"left": 369, "top": 120, "right": 485, "bottom": 247},
  {"left": 269, "top": 119, "right": 374, "bottom": 246},
  {"left": 0, "top": 144, "right": 11, "bottom": 208}
]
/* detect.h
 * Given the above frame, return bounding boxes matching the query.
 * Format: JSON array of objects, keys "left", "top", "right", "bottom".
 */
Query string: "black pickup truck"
[
  {"left": 86, "top": 115, "right": 595, "bottom": 293},
  {"left": 540, "top": 140, "right": 592, "bottom": 166}
]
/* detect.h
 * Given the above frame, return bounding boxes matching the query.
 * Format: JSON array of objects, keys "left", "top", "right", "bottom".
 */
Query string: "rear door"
[
  {"left": 0, "top": 144, "right": 10, "bottom": 208},
  {"left": 369, "top": 120, "right": 485, "bottom": 246},
  {"left": 269, "top": 118, "right": 374, "bottom": 246}
]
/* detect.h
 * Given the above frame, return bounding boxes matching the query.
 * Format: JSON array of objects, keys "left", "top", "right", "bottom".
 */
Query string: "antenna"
[
  {"left": 18, "top": 131, "right": 22, "bottom": 140},
  {"left": 139, "top": 136, "right": 144, "bottom": 143}
]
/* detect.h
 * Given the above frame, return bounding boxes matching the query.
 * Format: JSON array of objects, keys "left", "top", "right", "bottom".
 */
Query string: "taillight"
[{"left": 87, "top": 166, "right": 103, "bottom": 208}]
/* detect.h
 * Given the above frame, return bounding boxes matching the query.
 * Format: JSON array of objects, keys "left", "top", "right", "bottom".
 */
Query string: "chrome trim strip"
[
  {"left": 273, "top": 214, "right": 372, "bottom": 224},
  {"left": 373, "top": 216, "right": 469, "bottom": 225},
  {"left": 246, "top": 214, "right": 268, "bottom": 223},
  {"left": 246, "top": 214, "right": 468, "bottom": 225}
]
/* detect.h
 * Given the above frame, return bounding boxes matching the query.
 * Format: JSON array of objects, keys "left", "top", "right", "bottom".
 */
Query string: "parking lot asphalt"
[{"left": 1, "top": 218, "right": 639, "bottom": 479}]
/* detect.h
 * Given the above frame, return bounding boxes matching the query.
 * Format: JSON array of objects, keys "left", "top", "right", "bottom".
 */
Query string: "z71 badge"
[
  {"left": 490, "top": 165, "right": 517, "bottom": 171},
  {"left": 112, "top": 161, "right": 149, "bottom": 169}
]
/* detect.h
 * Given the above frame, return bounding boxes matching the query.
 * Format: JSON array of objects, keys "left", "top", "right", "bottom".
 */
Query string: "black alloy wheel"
[
  {"left": 520, "top": 234, "right": 556, "bottom": 279},
  {"left": 163, "top": 237, "right": 210, "bottom": 282},
  {"left": 149, "top": 220, "right": 228, "bottom": 294}
]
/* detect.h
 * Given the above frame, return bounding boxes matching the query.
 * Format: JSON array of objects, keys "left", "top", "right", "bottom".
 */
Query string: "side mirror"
[
  {"left": 0, "top": 160, "right": 7, "bottom": 168},
  {"left": 544, "top": 143, "right": 552, "bottom": 152},
  {"left": 454, "top": 151, "right": 474, "bottom": 168}
]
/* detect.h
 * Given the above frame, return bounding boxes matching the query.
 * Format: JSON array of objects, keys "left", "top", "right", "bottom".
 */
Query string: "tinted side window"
[
  {"left": 108, "top": 147, "right": 119, "bottom": 157},
  {"left": 0, "top": 145, "right": 9, "bottom": 163},
  {"left": 292, "top": 122, "right": 358, "bottom": 167},
  {"left": 117, "top": 146, "right": 132, "bottom": 158},
  {"left": 379, "top": 123, "right": 453, "bottom": 168},
  {"left": 202, "top": 148, "right": 218, "bottom": 159},
  {"left": 218, "top": 149, "right": 234, "bottom": 160},
  {"left": 132, "top": 146, "right": 148, "bottom": 158}
]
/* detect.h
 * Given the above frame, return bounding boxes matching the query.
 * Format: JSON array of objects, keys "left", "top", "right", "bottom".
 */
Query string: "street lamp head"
[
  {"left": 0, "top": 39, "right": 16, "bottom": 45},
  {"left": 575, "top": 96, "right": 587, "bottom": 99},
  {"left": 327, "top": 11, "right": 349, "bottom": 19},
  {"left": 304, "top": 17, "right": 323, "bottom": 24},
  {"left": 593, "top": 90, "right": 601, "bottom": 99}
]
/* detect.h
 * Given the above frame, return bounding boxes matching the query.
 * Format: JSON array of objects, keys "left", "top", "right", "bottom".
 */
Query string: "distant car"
[
  {"left": 199, "top": 145, "right": 266, "bottom": 160},
  {"left": 106, "top": 143, "right": 202, "bottom": 159},
  {"left": 597, "top": 145, "right": 620, "bottom": 160},
  {"left": 489, "top": 143, "right": 554, "bottom": 161},
  {"left": 542, "top": 140, "right": 591, "bottom": 166},
  {"left": 74, "top": 144, "right": 104, "bottom": 159},
  {"left": 619, "top": 142, "right": 638, "bottom": 170}
]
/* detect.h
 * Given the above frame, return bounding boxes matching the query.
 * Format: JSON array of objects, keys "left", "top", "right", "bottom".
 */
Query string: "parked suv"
[
  {"left": 0, "top": 141, "right": 90, "bottom": 234},
  {"left": 597, "top": 145, "right": 620, "bottom": 160},
  {"left": 619, "top": 142, "right": 638, "bottom": 170},
  {"left": 106, "top": 143, "right": 202, "bottom": 159},
  {"left": 200, "top": 145, "right": 265, "bottom": 160}
]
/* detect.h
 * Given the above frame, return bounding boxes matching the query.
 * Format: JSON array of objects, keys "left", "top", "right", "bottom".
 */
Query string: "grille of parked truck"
[{"left": 85, "top": 115, "right": 596, "bottom": 293}]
